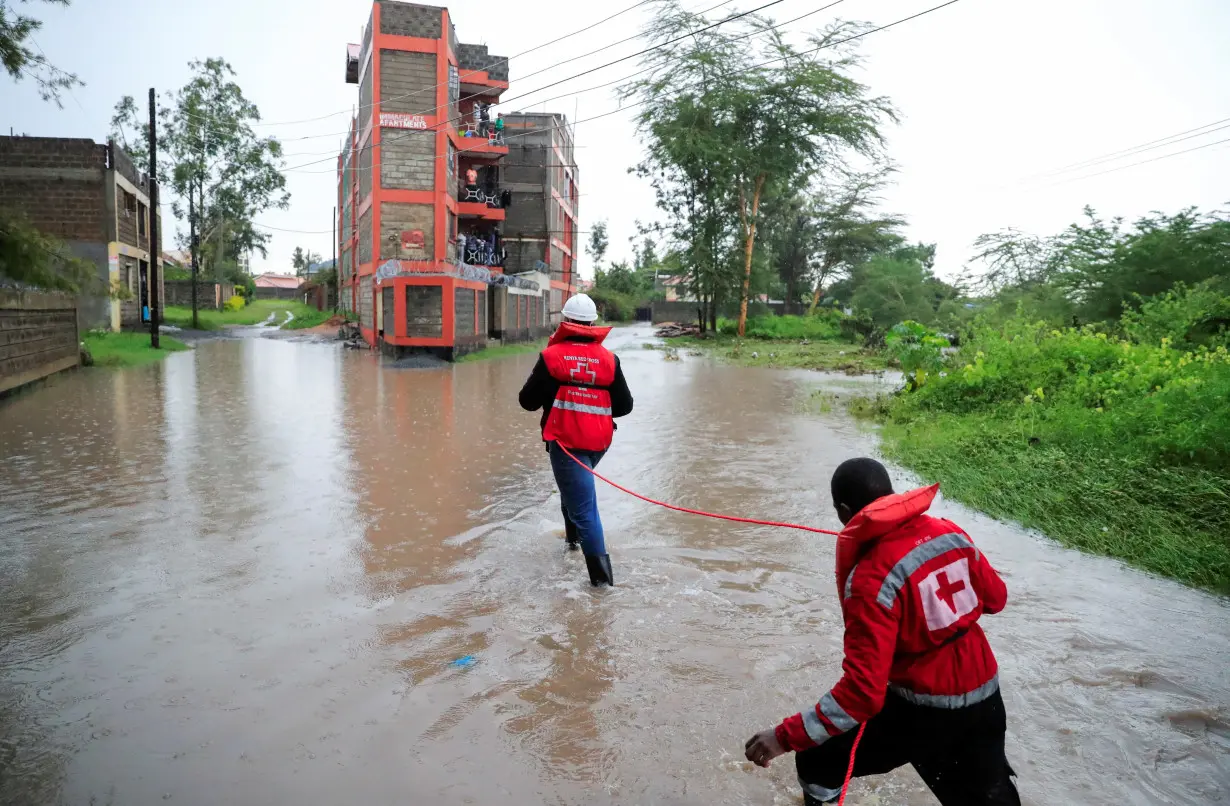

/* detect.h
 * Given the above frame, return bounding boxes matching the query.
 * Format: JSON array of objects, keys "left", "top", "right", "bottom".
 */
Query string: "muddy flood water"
[{"left": 1, "top": 324, "right": 1227, "bottom": 805}]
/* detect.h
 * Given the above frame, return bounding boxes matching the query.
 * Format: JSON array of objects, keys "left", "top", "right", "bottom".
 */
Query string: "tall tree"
[
  {"left": 111, "top": 58, "right": 289, "bottom": 321},
  {"left": 586, "top": 219, "right": 609, "bottom": 272},
  {"left": 623, "top": 3, "right": 896, "bottom": 334},
  {"left": 0, "top": 0, "right": 81, "bottom": 105},
  {"left": 291, "top": 246, "right": 322, "bottom": 277}
]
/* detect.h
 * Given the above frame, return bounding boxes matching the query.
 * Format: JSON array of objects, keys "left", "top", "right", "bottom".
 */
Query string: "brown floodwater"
[{"left": 1, "top": 325, "right": 1227, "bottom": 806}]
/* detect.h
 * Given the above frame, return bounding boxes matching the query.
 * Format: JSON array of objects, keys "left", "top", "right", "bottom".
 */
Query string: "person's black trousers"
[{"left": 796, "top": 689, "right": 1020, "bottom": 806}]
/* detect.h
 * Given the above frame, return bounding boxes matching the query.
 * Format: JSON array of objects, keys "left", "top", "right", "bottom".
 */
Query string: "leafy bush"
[
  {"left": 587, "top": 288, "right": 638, "bottom": 322},
  {"left": 893, "top": 319, "right": 1230, "bottom": 472},
  {"left": 717, "top": 312, "right": 843, "bottom": 340},
  {"left": 224, "top": 294, "right": 246, "bottom": 312},
  {"left": 883, "top": 320, "right": 950, "bottom": 389},
  {"left": 1121, "top": 280, "right": 1230, "bottom": 349}
]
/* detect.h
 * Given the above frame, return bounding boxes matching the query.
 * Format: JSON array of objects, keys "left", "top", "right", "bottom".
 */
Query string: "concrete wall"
[
  {"left": 0, "top": 136, "right": 108, "bottom": 243},
  {"left": 405, "top": 284, "right": 442, "bottom": 338},
  {"left": 379, "top": 1, "right": 442, "bottom": 38},
  {"left": 379, "top": 50, "right": 437, "bottom": 115},
  {"left": 650, "top": 300, "right": 786, "bottom": 324},
  {"left": 380, "top": 128, "right": 434, "bottom": 190},
  {"left": 380, "top": 201, "right": 433, "bottom": 260},
  {"left": 165, "top": 280, "right": 234, "bottom": 309},
  {"left": 457, "top": 43, "right": 509, "bottom": 81},
  {"left": 0, "top": 289, "right": 78, "bottom": 396},
  {"left": 255, "top": 286, "right": 300, "bottom": 301},
  {"left": 358, "top": 144, "right": 372, "bottom": 201}
]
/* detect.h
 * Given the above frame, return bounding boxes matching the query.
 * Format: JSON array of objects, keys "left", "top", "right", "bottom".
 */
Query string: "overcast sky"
[{"left": 4, "top": 0, "right": 1228, "bottom": 280}]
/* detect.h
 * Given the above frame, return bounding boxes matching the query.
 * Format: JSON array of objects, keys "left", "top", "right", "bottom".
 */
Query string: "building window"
[
  {"left": 138, "top": 202, "right": 147, "bottom": 237},
  {"left": 121, "top": 189, "right": 137, "bottom": 217}
]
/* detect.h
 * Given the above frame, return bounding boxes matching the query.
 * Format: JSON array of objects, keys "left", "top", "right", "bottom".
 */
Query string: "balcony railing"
[{"left": 458, "top": 182, "right": 509, "bottom": 209}]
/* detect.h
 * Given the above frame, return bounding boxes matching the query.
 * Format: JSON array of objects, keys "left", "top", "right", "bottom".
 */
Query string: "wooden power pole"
[{"left": 147, "top": 88, "right": 160, "bottom": 348}]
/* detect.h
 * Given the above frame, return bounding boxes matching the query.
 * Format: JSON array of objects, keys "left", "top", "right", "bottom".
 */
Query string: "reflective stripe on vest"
[
  {"left": 553, "top": 399, "right": 613, "bottom": 416},
  {"left": 889, "top": 673, "right": 999, "bottom": 709},
  {"left": 876, "top": 532, "right": 974, "bottom": 609}
]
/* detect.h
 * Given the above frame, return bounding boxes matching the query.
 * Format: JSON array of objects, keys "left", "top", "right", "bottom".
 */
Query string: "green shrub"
[
  {"left": 883, "top": 320, "right": 950, "bottom": 389},
  {"left": 1121, "top": 279, "right": 1230, "bottom": 349},
  {"left": 224, "top": 294, "right": 246, "bottom": 312},
  {"left": 588, "top": 288, "right": 638, "bottom": 322},
  {"left": 717, "top": 312, "right": 844, "bottom": 340}
]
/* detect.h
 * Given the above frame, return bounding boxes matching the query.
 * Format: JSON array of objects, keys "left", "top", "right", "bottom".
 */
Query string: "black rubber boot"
[{"left": 585, "top": 554, "right": 614, "bottom": 587}]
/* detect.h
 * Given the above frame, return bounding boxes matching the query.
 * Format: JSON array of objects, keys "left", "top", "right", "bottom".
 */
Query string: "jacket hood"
[
  {"left": 548, "top": 320, "right": 612, "bottom": 347},
  {"left": 835, "top": 484, "right": 940, "bottom": 584}
]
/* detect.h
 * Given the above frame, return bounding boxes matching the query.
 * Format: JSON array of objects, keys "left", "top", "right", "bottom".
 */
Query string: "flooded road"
[{"left": 1, "top": 325, "right": 1227, "bottom": 805}]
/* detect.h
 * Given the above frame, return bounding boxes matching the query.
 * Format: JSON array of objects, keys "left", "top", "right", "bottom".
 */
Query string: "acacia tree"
[
  {"left": 623, "top": 3, "right": 896, "bottom": 334},
  {"left": 0, "top": 0, "right": 81, "bottom": 105},
  {"left": 807, "top": 167, "right": 905, "bottom": 313},
  {"left": 111, "top": 58, "right": 288, "bottom": 325}
]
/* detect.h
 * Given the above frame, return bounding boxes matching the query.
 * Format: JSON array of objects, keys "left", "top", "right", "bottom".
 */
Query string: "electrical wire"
[
  {"left": 1039, "top": 115, "right": 1230, "bottom": 176},
  {"left": 1047, "top": 134, "right": 1230, "bottom": 185}
]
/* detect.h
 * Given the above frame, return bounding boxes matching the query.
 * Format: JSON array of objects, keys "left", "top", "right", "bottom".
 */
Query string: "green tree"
[
  {"left": 0, "top": 0, "right": 81, "bottom": 105},
  {"left": 586, "top": 219, "right": 609, "bottom": 273},
  {"left": 844, "top": 245, "right": 957, "bottom": 329},
  {"left": 111, "top": 58, "right": 289, "bottom": 326},
  {"left": 291, "top": 246, "right": 322, "bottom": 277},
  {"left": 0, "top": 209, "right": 102, "bottom": 292},
  {"left": 623, "top": 4, "right": 895, "bottom": 334}
]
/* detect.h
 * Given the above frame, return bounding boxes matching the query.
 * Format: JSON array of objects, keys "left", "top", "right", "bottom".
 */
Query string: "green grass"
[
  {"left": 872, "top": 411, "right": 1230, "bottom": 594},
  {"left": 671, "top": 334, "right": 888, "bottom": 373},
  {"left": 456, "top": 340, "right": 545, "bottom": 363},
  {"left": 83, "top": 331, "right": 189, "bottom": 368},
  {"left": 162, "top": 299, "right": 331, "bottom": 331}
]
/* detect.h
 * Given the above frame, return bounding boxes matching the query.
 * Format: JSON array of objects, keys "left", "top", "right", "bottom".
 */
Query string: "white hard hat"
[{"left": 561, "top": 293, "right": 598, "bottom": 323}]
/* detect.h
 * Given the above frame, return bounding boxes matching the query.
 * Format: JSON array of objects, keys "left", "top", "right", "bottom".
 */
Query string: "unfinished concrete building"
[
  {"left": 0, "top": 135, "right": 163, "bottom": 331},
  {"left": 501, "top": 112, "right": 579, "bottom": 327}
]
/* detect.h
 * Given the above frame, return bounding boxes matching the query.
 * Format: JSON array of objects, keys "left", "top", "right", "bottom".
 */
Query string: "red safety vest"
[{"left": 541, "top": 322, "right": 617, "bottom": 452}]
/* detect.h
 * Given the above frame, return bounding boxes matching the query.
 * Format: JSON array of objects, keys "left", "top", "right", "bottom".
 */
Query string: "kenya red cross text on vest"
[{"left": 541, "top": 332, "right": 617, "bottom": 453}]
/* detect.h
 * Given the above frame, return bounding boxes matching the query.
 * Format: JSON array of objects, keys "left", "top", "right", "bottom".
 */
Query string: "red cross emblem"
[
  {"left": 569, "top": 359, "right": 596, "bottom": 385},
  {"left": 934, "top": 570, "right": 967, "bottom": 612}
]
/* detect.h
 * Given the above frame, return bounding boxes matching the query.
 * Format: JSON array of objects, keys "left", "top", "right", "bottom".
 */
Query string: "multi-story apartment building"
[
  {"left": 336, "top": 0, "right": 552, "bottom": 359},
  {"left": 502, "top": 112, "right": 579, "bottom": 326},
  {"left": 0, "top": 135, "right": 162, "bottom": 331}
]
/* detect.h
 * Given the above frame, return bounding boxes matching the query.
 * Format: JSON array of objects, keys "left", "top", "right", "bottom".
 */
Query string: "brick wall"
[
  {"left": 380, "top": 201, "right": 433, "bottom": 261},
  {"left": 379, "top": 1, "right": 442, "bottom": 38},
  {"left": 453, "top": 284, "right": 474, "bottom": 340},
  {"left": 108, "top": 141, "right": 143, "bottom": 189},
  {"left": 405, "top": 284, "right": 442, "bottom": 338},
  {"left": 379, "top": 50, "right": 437, "bottom": 115},
  {"left": 360, "top": 70, "right": 373, "bottom": 132},
  {"left": 457, "top": 43, "right": 509, "bottom": 82},
  {"left": 164, "top": 280, "right": 233, "bottom": 309},
  {"left": 359, "top": 282, "right": 374, "bottom": 329},
  {"left": 503, "top": 238, "right": 544, "bottom": 276},
  {"left": 358, "top": 207, "right": 373, "bottom": 265},
  {"left": 0, "top": 290, "right": 79, "bottom": 396},
  {"left": 380, "top": 128, "right": 434, "bottom": 190},
  {"left": 0, "top": 137, "right": 108, "bottom": 243}
]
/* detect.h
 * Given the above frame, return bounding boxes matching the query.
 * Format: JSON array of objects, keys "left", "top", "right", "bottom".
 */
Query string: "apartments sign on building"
[{"left": 379, "top": 113, "right": 429, "bottom": 130}]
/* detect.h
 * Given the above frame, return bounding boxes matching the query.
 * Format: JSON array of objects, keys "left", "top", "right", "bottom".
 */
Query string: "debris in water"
[{"left": 451, "top": 655, "right": 476, "bottom": 668}]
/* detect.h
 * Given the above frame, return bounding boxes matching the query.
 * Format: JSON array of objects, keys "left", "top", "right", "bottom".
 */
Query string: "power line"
[
  {"left": 1042, "top": 115, "right": 1230, "bottom": 175},
  {"left": 233, "top": 0, "right": 660, "bottom": 130},
  {"left": 270, "top": 0, "right": 964, "bottom": 236},
  {"left": 284, "top": 0, "right": 853, "bottom": 173},
  {"left": 1049, "top": 134, "right": 1230, "bottom": 185}
]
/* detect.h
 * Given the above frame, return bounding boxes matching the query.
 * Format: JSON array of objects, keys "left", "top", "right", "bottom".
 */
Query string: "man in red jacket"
[{"left": 744, "top": 458, "right": 1020, "bottom": 805}]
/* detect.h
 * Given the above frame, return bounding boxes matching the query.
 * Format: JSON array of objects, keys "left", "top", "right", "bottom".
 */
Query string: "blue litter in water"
[{"left": 451, "top": 655, "right": 476, "bottom": 668}]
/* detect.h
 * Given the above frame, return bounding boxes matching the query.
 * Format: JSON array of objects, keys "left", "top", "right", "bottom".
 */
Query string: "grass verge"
[
  {"left": 456, "top": 341, "right": 545, "bottom": 363},
  {"left": 667, "top": 334, "right": 888, "bottom": 373},
  {"left": 84, "top": 332, "right": 190, "bottom": 368},
  {"left": 162, "top": 299, "right": 331, "bottom": 331},
  {"left": 870, "top": 411, "right": 1230, "bottom": 594}
]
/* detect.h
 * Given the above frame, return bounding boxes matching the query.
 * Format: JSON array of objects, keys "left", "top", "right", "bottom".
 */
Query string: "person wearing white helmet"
[{"left": 518, "top": 293, "right": 633, "bottom": 586}]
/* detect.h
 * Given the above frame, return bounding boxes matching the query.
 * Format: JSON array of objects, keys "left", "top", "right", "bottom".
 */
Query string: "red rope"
[
  {"left": 557, "top": 444, "right": 840, "bottom": 537},
  {"left": 837, "top": 723, "right": 867, "bottom": 805},
  {"left": 556, "top": 444, "right": 859, "bottom": 796}
]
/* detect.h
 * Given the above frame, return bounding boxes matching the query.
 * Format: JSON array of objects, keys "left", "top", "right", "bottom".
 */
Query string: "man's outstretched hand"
[{"left": 745, "top": 728, "right": 787, "bottom": 767}]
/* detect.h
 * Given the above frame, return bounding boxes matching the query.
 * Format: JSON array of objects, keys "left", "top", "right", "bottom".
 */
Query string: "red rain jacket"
[
  {"left": 541, "top": 321, "right": 617, "bottom": 452},
  {"left": 776, "top": 485, "right": 1008, "bottom": 752}
]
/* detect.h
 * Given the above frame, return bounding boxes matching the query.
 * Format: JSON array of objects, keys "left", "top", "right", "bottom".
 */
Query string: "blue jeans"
[{"left": 548, "top": 442, "right": 606, "bottom": 557}]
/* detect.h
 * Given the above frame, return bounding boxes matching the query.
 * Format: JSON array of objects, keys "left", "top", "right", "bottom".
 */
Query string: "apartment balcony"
[
  {"left": 457, "top": 183, "right": 507, "bottom": 221},
  {"left": 450, "top": 127, "right": 508, "bottom": 160}
]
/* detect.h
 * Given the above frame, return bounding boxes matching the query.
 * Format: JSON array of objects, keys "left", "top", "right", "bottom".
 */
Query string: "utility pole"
[
  {"left": 189, "top": 186, "right": 199, "bottom": 330},
  {"left": 332, "top": 206, "right": 337, "bottom": 312},
  {"left": 147, "top": 88, "right": 161, "bottom": 348}
]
